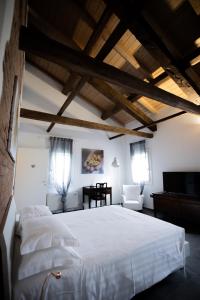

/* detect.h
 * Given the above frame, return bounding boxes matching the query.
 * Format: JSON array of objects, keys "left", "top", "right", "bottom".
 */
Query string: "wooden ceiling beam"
[
  {"left": 183, "top": 48, "right": 200, "bottom": 66},
  {"left": 62, "top": 72, "right": 81, "bottom": 95},
  {"left": 101, "top": 95, "right": 140, "bottom": 120},
  {"left": 69, "top": 0, "right": 96, "bottom": 29},
  {"left": 28, "top": 12, "right": 136, "bottom": 128},
  {"left": 32, "top": 15, "right": 155, "bottom": 129},
  {"left": 102, "top": 72, "right": 168, "bottom": 120},
  {"left": 29, "top": 6, "right": 155, "bottom": 122},
  {"left": 109, "top": 111, "right": 186, "bottom": 140},
  {"left": 28, "top": 8, "right": 80, "bottom": 51},
  {"left": 101, "top": 29, "right": 151, "bottom": 80},
  {"left": 62, "top": 5, "right": 113, "bottom": 89},
  {"left": 94, "top": 21, "right": 128, "bottom": 61},
  {"left": 48, "top": 6, "right": 113, "bottom": 131},
  {"left": 61, "top": 20, "right": 127, "bottom": 113},
  {"left": 70, "top": 0, "right": 151, "bottom": 80},
  {"left": 84, "top": 7, "right": 113, "bottom": 55},
  {"left": 47, "top": 77, "right": 87, "bottom": 132},
  {"left": 58, "top": 19, "right": 128, "bottom": 130},
  {"left": 30, "top": 1, "right": 154, "bottom": 86},
  {"left": 19, "top": 26, "right": 200, "bottom": 115},
  {"left": 20, "top": 108, "right": 153, "bottom": 138},
  {"left": 90, "top": 78, "right": 157, "bottom": 131},
  {"left": 104, "top": 0, "right": 200, "bottom": 103},
  {"left": 27, "top": 57, "right": 125, "bottom": 126},
  {"left": 25, "top": 58, "right": 124, "bottom": 126},
  {"left": 78, "top": 93, "right": 124, "bottom": 126},
  {"left": 62, "top": 6, "right": 113, "bottom": 95}
]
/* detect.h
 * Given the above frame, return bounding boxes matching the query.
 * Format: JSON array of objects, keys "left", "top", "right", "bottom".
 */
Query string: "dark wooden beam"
[
  {"left": 28, "top": 8, "right": 80, "bottom": 51},
  {"left": 27, "top": 58, "right": 125, "bottom": 126},
  {"left": 109, "top": 111, "right": 186, "bottom": 140},
  {"left": 19, "top": 26, "right": 200, "bottom": 115},
  {"left": 69, "top": 0, "right": 96, "bottom": 29},
  {"left": 95, "top": 21, "right": 127, "bottom": 61},
  {"left": 47, "top": 77, "right": 87, "bottom": 132},
  {"left": 90, "top": 78, "right": 157, "bottom": 131},
  {"left": 49, "top": 6, "right": 113, "bottom": 131},
  {"left": 62, "top": 17, "right": 127, "bottom": 94},
  {"left": 62, "top": 72, "right": 81, "bottom": 95},
  {"left": 104, "top": 0, "right": 200, "bottom": 101},
  {"left": 182, "top": 48, "right": 200, "bottom": 66},
  {"left": 20, "top": 108, "right": 153, "bottom": 138},
  {"left": 84, "top": 6, "right": 113, "bottom": 54},
  {"left": 62, "top": 6, "right": 113, "bottom": 95},
  {"left": 102, "top": 72, "right": 168, "bottom": 120},
  {"left": 29, "top": 9, "right": 155, "bottom": 130},
  {"left": 52, "top": 15, "right": 127, "bottom": 131},
  {"left": 102, "top": 104, "right": 124, "bottom": 120}
]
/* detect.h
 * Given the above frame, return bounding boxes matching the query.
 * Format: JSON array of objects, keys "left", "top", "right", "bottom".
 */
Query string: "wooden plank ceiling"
[{"left": 22, "top": 0, "right": 200, "bottom": 138}]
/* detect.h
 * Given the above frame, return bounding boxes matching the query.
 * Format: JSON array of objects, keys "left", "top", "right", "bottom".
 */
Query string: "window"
[
  {"left": 130, "top": 140, "right": 150, "bottom": 185},
  {"left": 49, "top": 137, "right": 73, "bottom": 200},
  {"left": 50, "top": 151, "right": 71, "bottom": 191}
]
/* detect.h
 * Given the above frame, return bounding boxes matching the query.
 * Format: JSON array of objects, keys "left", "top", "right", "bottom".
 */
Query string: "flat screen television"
[{"left": 163, "top": 172, "right": 200, "bottom": 196}]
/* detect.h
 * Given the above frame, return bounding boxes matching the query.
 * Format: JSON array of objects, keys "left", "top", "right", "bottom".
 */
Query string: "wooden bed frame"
[{"left": 0, "top": 197, "right": 16, "bottom": 300}]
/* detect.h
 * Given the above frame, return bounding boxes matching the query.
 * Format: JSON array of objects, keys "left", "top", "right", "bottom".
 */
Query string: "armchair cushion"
[
  {"left": 122, "top": 185, "right": 144, "bottom": 211},
  {"left": 123, "top": 185, "right": 140, "bottom": 198}
]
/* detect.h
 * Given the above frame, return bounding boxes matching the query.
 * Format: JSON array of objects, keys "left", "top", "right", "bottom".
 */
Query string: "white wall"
[
  {"left": 16, "top": 131, "right": 125, "bottom": 207},
  {"left": 14, "top": 62, "right": 128, "bottom": 209},
  {"left": 122, "top": 108, "right": 200, "bottom": 209},
  {"left": 14, "top": 148, "right": 49, "bottom": 210}
]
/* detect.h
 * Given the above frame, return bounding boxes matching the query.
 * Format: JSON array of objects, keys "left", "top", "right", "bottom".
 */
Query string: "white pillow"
[
  {"left": 18, "top": 246, "right": 81, "bottom": 280},
  {"left": 16, "top": 205, "right": 53, "bottom": 237},
  {"left": 20, "top": 216, "right": 79, "bottom": 255},
  {"left": 20, "top": 205, "right": 52, "bottom": 222}
]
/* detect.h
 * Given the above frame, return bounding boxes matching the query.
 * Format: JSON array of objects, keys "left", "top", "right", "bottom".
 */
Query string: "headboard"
[{"left": 0, "top": 197, "right": 16, "bottom": 300}]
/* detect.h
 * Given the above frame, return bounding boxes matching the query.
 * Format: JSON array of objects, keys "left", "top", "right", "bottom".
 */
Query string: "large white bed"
[{"left": 12, "top": 205, "right": 186, "bottom": 300}]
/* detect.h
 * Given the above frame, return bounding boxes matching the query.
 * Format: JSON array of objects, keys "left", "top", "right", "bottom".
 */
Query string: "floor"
[{"left": 132, "top": 209, "right": 200, "bottom": 300}]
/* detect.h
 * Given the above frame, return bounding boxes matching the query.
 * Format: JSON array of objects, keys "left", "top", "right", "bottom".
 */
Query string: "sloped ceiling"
[{"left": 20, "top": 0, "right": 200, "bottom": 139}]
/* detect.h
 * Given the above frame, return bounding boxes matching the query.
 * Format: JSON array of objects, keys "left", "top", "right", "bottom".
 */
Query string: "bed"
[{"left": 11, "top": 205, "right": 187, "bottom": 300}]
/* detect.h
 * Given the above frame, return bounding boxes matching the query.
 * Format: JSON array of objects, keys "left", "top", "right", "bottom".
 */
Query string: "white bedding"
[{"left": 13, "top": 206, "right": 185, "bottom": 300}]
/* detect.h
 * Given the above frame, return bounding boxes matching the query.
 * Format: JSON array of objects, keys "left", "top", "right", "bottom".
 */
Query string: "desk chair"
[
  {"left": 89, "top": 183, "right": 107, "bottom": 208},
  {"left": 96, "top": 182, "right": 107, "bottom": 188}
]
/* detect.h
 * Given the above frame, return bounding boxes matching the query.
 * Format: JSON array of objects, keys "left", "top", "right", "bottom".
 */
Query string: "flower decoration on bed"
[{"left": 81, "top": 148, "right": 104, "bottom": 174}]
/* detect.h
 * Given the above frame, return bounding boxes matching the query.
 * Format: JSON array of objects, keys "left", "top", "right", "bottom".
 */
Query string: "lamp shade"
[{"left": 112, "top": 157, "right": 120, "bottom": 168}]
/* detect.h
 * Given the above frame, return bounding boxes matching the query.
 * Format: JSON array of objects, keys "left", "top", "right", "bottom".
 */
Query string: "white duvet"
[{"left": 13, "top": 206, "right": 185, "bottom": 300}]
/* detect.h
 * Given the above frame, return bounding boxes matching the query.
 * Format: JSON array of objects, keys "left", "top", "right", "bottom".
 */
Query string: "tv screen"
[{"left": 163, "top": 172, "right": 200, "bottom": 196}]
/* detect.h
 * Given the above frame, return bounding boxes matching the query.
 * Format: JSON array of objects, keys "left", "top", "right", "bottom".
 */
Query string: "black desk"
[{"left": 82, "top": 186, "right": 112, "bottom": 208}]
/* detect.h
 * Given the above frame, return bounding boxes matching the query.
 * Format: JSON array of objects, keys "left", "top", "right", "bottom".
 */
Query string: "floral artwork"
[{"left": 81, "top": 148, "right": 104, "bottom": 174}]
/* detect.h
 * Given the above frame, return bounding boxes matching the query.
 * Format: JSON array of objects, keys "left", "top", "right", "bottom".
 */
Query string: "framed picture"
[
  {"left": 7, "top": 76, "right": 20, "bottom": 161},
  {"left": 81, "top": 148, "right": 104, "bottom": 174}
]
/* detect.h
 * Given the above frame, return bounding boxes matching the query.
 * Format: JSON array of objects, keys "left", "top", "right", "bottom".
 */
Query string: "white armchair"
[{"left": 121, "top": 185, "right": 144, "bottom": 211}]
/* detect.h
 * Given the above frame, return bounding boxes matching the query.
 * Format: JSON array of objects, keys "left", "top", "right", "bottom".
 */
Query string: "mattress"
[{"left": 13, "top": 205, "right": 185, "bottom": 300}]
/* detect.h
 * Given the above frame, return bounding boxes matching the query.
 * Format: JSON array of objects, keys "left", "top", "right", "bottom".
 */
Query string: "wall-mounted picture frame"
[
  {"left": 81, "top": 148, "right": 104, "bottom": 174},
  {"left": 7, "top": 75, "right": 20, "bottom": 162}
]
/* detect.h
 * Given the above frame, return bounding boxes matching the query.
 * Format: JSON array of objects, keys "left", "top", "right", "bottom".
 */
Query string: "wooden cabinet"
[{"left": 151, "top": 192, "right": 200, "bottom": 225}]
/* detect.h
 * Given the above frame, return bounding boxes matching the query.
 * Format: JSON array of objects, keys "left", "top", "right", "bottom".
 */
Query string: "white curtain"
[
  {"left": 130, "top": 140, "right": 150, "bottom": 192},
  {"left": 49, "top": 137, "right": 73, "bottom": 211}
]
